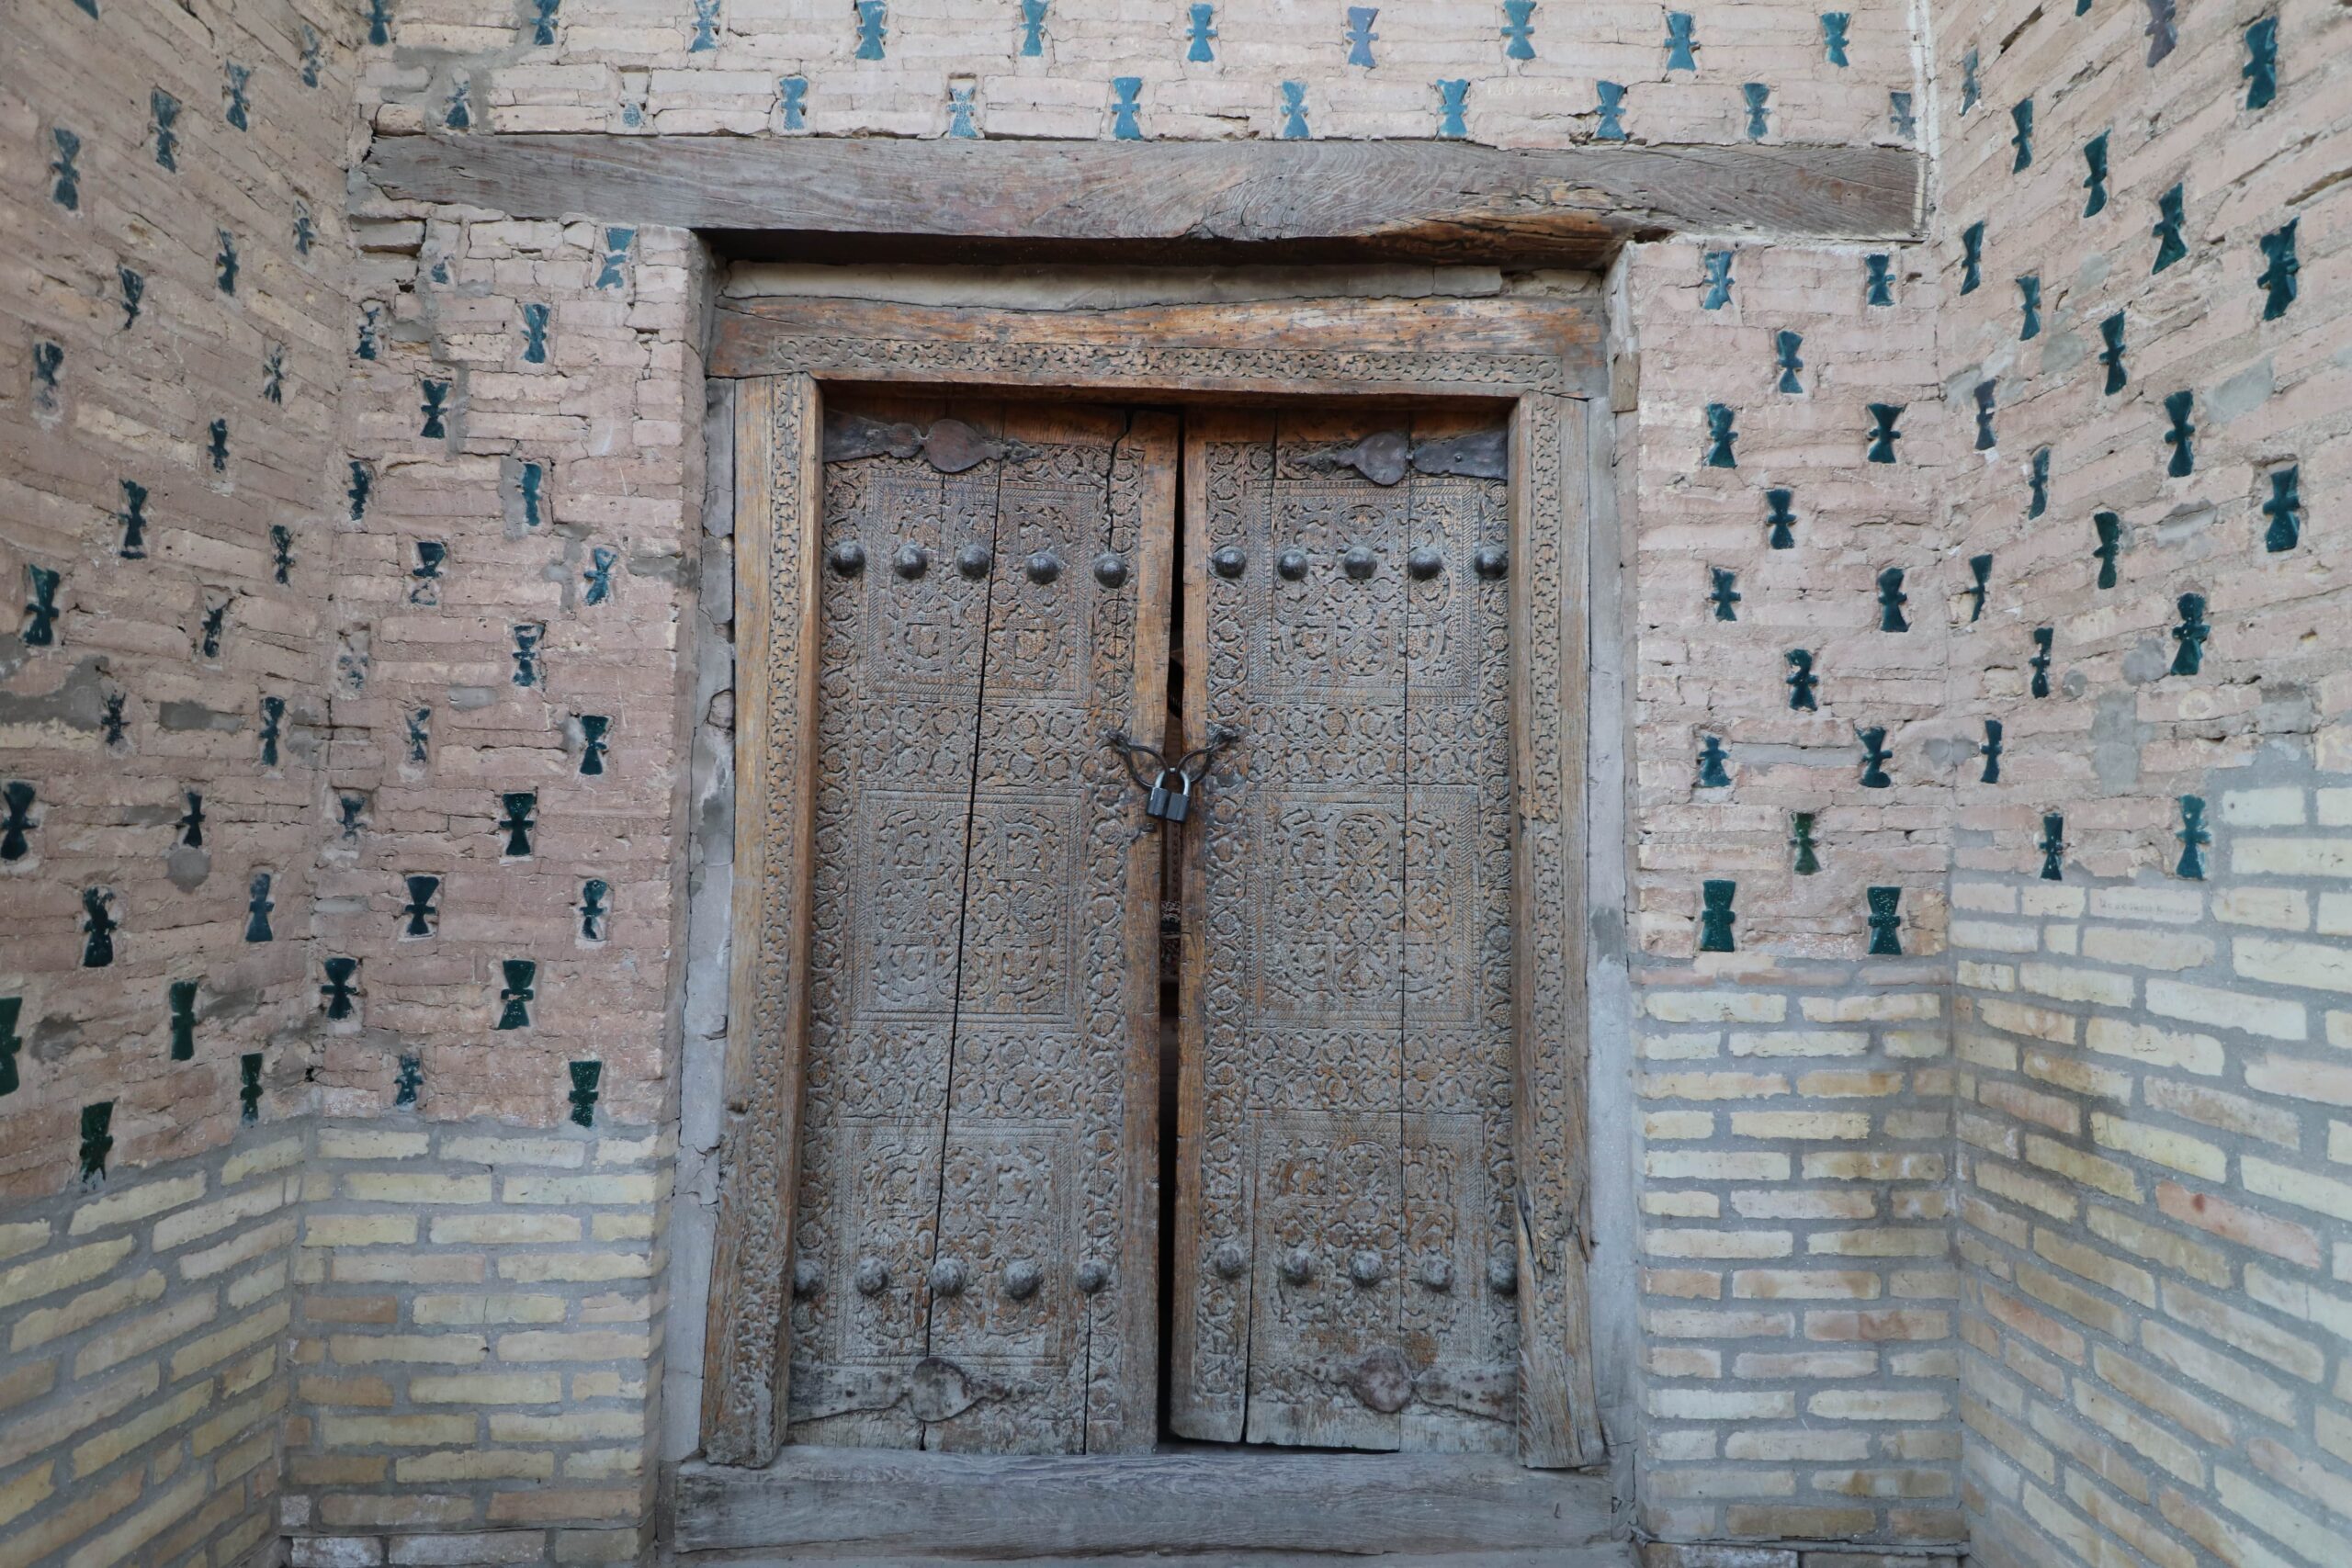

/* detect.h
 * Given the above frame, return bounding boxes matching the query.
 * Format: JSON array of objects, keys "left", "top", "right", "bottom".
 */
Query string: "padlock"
[{"left": 1147, "top": 767, "right": 1193, "bottom": 823}]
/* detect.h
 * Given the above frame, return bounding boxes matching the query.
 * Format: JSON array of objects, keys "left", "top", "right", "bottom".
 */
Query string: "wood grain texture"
[
  {"left": 1109, "top": 413, "right": 1181, "bottom": 1452},
  {"left": 704, "top": 373, "right": 823, "bottom": 1467},
  {"left": 669, "top": 1446, "right": 1619, "bottom": 1557},
  {"left": 699, "top": 312, "right": 1600, "bottom": 1472},
  {"left": 1168, "top": 412, "right": 1521, "bottom": 1454},
  {"left": 710, "top": 295, "right": 1599, "bottom": 398},
  {"left": 1166, "top": 425, "right": 1227, "bottom": 1442},
  {"left": 1508, "top": 395, "right": 1602, "bottom": 1467},
  {"left": 364, "top": 134, "right": 1923, "bottom": 265},
  {"left": 670, "top": 1550, "right": 1634, "bottom": 1566},
  {"left": 787, "top": 394, "right": 996, "bottom": 1451},
  {"left": 781, "top": 400, "right": 1175, "bottom": 1455}
]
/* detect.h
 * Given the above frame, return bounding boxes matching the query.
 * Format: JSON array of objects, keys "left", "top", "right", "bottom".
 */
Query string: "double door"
[{"left": 782, "top": 398, "right": 1525, "bottom": 1457}]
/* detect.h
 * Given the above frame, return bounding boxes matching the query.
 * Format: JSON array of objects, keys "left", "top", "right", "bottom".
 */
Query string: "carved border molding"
[
  {"left": 704, "top": 304, "right": 1600, "bottom": 1468},
  {"left": 712, "top": 330, "right": 1576, "bottom": 398}
]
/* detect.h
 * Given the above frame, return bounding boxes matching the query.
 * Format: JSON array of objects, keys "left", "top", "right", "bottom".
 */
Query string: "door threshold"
[
  {"left": 667, "top": 1552, "right": 1634, "bottom": 1567},
  {"left": 669, "top": 1444, "right": 1624, "bottom": 1563}
]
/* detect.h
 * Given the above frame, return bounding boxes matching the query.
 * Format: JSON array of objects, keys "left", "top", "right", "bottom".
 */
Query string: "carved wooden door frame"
[{"left": 701, "top": 293, "right": 1605, "bottom": 1470}]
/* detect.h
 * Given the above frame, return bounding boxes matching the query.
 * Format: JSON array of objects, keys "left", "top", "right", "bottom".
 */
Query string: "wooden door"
[
  {"left": 786, "top": 400, "right": 1174, "bottom": 1454},
  {"left": 1169, "top": 411, "right": 1521, "bottom": 1452}
]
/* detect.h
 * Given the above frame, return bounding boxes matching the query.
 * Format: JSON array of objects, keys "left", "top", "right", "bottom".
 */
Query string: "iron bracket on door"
[{"left": 1104, "top": 726, "right": 1240, "bottom": 826}]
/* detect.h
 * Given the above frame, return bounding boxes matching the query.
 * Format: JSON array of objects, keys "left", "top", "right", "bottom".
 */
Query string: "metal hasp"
[{"left": 1106, "top": 725, "right": 1241, "bottom": 825}]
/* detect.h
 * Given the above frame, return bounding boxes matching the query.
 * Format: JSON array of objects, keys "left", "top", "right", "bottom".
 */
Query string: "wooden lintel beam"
[{"left": 363, "top": 133, "right": 1923, "bottom": 265}]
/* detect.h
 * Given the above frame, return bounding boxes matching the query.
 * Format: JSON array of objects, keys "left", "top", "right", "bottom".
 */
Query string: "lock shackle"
[
  {"left": 1104, "top": 725, "right": 1242, "bottom": 826},
  {"left": 1103, "top": 725, "right": 1241, "bottom": 790},
  {"left": 1167, "top": 724, "right": 1242, "bottom": 788},
  {"left": 1102, "top": 728, "right": 1168, "bottom": 793}
]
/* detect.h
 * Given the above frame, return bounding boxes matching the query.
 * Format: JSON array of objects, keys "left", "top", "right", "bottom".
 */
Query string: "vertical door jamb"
[
  {"left": 1508, "top": 391, "right": 1604, "bottom": 1467},
  {"left": 703, "top": 372, "right": 823, "bottom": 1466}
]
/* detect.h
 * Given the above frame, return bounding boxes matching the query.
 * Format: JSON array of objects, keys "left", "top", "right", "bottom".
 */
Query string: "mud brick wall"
[
  {"left": 308, "top": 209, "right": 706, "bottom": 1134},
  {"left": 1930, "top": 0, "right": 2352, "bottom": 1564},
  {"left": 289, "top": 195, "right": 707, "bottom": 1554},
  {"left": 1611, "top": 237, "right": 1963, "bottom": 1555},
  {"left": 0, "top": 0, "right": 356, "bottom": 1558},
  {"left": 0, "top": 0, "right": 357, "bottom": 1189},
  {"left": 355, "top": 0, "right": 1919, "bottom": 148}
]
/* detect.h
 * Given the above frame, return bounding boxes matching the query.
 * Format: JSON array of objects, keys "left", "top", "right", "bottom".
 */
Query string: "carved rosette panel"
[
  {"left": 1170, "top": 412, "right": 1517, "bottom": 1453},
  {"left": 1401, "top": 458, "right": 1521, "bottom": 1453},
  {"left": 785, "top": 404, "right": 1170, "bottom": 1455}
]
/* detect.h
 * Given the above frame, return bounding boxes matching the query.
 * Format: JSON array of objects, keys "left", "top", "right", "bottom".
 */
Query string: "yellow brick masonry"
[
  {"left": 0, "top": 1130, "right": 302, "bottom": 1568},
  {"left": 1634, "top": 964, "right": 1962, "bottom": 1549},
  {"left": 1, "top": 0, "right": 359, "bottom": 1563},
  {"left": 1619, "top": 225, "right": 1965, "bottom": 1558},
  {"left": 283, "top": 1119, "right": 668, "bottom": 1563},
  {"left": 1954, "top": 796, "right": 2352, "bottom": 1568}
]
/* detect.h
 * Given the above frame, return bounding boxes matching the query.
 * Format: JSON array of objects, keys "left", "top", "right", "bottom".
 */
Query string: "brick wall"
[
  {"left": 1931, "top": 0, "right": 2352, "bottom": 1564},
  {"left": 1611, "top": 238, "right": 1964, "bottom": 1554},
  {"left": 314, "top": 6, "right": 1945, "bottom": 1555},
  {"left": 290, "top": 197, "right": 707, "bottom": 1551},
  {"left": 309, "top": 209, "right": 707, "bottom": 1136},
  {"left": 1, "top": 0, "right": 356, "bottom": 1191},
  {"left": 284, "top": 1120, "right": 668, "bottom": 1562},
  {"left": 7, "top": 4, "right": 1959, "bottom": 1561},
  {"left": 0, "top": 1131, "right": 306, "bottom": 1568},
  {"left": 14, "top": 1, "right": 2350, "bottom": 1564},
  {"left": 0, "top": 0, "right": 356, "bottom": 1559},
  {"left": 356, "top": 0, "right": 1920, "bottom": 148}
]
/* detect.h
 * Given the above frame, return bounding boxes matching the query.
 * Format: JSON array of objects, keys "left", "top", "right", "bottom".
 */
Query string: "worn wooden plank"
[
  {"left": 704, "top": 373, "right": 822, "bottom": 1466},
  {"left": 675, "top": 1549, "right": 1634, "bottom": 1566},
  {"left": 914, "top": 404, "right": 1172, "bottom": 1455},
  {"left": 364, "top": 134, "right": 1922, "bottom": 264},
  {"left": 776, "top": 400, "right": 1175, "bottom": 1455},
  {"left": 783, "top": 393, "right": 986, "bottom": 1450},
  {"left": 1398, "top": 407, "right": 1523, "bottom": 1454},
  {"left": 1551, "top": 394, "right": 1603, "bottom": 1465},
  {"left": 1109, "top": 412, "right": 1181, "bottom": 1453},
  {"left": 1508, "top": 395, "right": 1602, "bottom": 1467},
  {"left": 669, "top": 1446, "right": 1620, "bottom": 1557},
  {"left": 1169, "top": 412, "right": 1520, "bottom": 1454},
  {"left": 1167, "top": 410, "right": 1245, "bottom": 1444},
  {"left": 708, "top": 295, "right": 1598, "bottom": 397},
  {"left": 721, "top": 295, "right": 1600, "bottom": 361}
]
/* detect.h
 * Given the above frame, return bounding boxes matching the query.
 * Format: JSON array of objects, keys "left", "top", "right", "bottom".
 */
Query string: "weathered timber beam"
[
  {"left": 704, "top": 293, "right": 1602, "bottom": 390},
  {"left": 669, "top": 1447, "right": 1619, "bottom": 1557},
  {"left": 363, "top": 133, "right": 1923, "bottom": 265}
]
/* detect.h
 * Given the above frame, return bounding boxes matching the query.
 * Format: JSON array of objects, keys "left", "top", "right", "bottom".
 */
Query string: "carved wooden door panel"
[
  {"left": 1169, "top": 410, "right": 1519, "bottom": 1453},
  {"left": 786, "top": 400, "right": 1173, "bottom": 1454}
]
